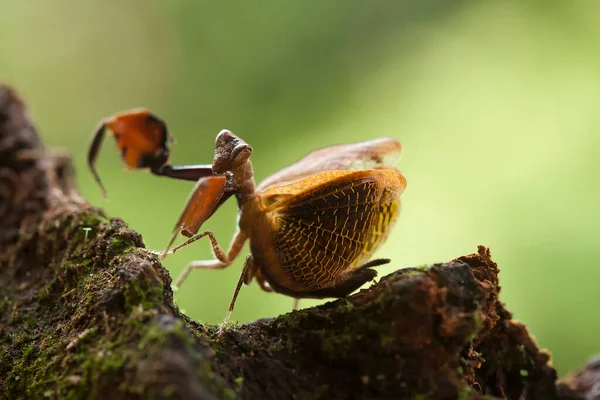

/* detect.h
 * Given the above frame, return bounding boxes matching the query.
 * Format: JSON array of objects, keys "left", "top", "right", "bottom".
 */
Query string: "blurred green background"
[{"left": 2, "top": 0, "right": 599, "bottom": 376}]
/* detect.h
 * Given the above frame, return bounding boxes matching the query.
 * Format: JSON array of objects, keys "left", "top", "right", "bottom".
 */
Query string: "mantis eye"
[{"left": 231, "top": 144, "right": 252, "bottom": 166}]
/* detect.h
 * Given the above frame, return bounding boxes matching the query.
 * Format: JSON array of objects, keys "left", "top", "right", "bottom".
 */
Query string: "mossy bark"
[{"left": 0, "top": 84, "right": 593, "bottom": 399}]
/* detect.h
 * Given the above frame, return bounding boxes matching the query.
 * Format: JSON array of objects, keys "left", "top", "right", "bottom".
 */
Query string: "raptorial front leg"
[
  {"left": 165, "top": 231, "right": 227, "bottom": 260},
  {"left": 150, "top": 164, "right": 213, "bottom": 182},
  {"left": 162, "top": 174, "right": 228, "bottom": 257}
]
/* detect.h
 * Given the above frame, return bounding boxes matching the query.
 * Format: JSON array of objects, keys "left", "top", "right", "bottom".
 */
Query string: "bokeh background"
[{"left": 2, "top": 0, "right": 599, "bottom": 376}]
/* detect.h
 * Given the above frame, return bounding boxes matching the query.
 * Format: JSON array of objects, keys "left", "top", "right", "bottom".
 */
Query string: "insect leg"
[
  {"left": 150, "top": 164, "right": 213, "bottom": 182},
  {"left": 252, "top": 269, "right": 274, "bottom": 292},
  {"left": 174, "top": 259, "right": 227, "bottom": 288},
  {"left": 162, "top": 175, "right": 228, "bottom": 256},
  {"left": 218, "top": 254, "right": 256, "bottom": 334},
  {"left": 173, "top": 229, "right": 248, "bottom": 288},
  {"left": 166, "top": 231, "right": 222, "bottom": 257},
  {"left": 88, "top": 121, "right": 109, "bottom": 197}
]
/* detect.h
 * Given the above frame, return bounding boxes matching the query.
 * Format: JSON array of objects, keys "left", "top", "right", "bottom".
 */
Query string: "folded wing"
[{"left": 260, "top": 168, "right": 405, "bottom": 289}]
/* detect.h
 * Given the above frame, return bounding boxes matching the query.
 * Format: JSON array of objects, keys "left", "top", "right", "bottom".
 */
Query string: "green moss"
[
  {"left": 3, "top": 213, "right": 134, "bottom": 399},
  {"left": 234, "top": 375, "right": 244, "bottom": 385},
  {"left": 275, "top": 308, "right": 309, "bottom": 331},
  {"left": 79, "top": 212, "right": 109, "bottom": 229},
  {"left": 457, "top": 386, "right": 474, "bottom": 400},
  {"left": 25, "top": 314, "right": 38, "bottom": 329},
  {"left": 21, "top": 342, "right": 37, "bottom": 359},
  {"left": 0, "top": 295, "right": 13, "bottom": 312},
  {"left": 124, "top": 273, "right": 165, "bottom": 311},
  {"left": 107, "top": 236, "right": 135, "bottom": 257},
  {"left": 274, "top": 297, "right": 395, "bottom": 374},
  {"left": 415, "top": 264, "right": 431, "bottom": 271},
  {"left": 72, "top": 342, "right": 128, "bottom": 400},
  {"left": 318, "top": 313, "right": 389, "bottom": 362},
  {"left": 161, "top": 385, "right": 177, "bottom": 397},
  {"left": 192, "top": 336, "right": 237, "bottom": 399},
  {"left": 2, "top": 211, "right": 239, "bottom": 399},
  {"left": 0, "top": 330, "right": 11, "bottom": 345},
  {"left": 338, "top": 298, "right": 354, "bottom": 312},
  {"left": 464, "top": 310, "right": 485, "bottom": 345},
  {"left": 319, "top": 330, "right": 356, "bottom": 359},
  {"left": 138, "top": 321, "right": 169, "bottom": 350},
  {"left": 376, "top": 288, "right": 394, "bottom": 307},
  {"left": 4, "top": 333, "right": 63, "bottom": 399}
]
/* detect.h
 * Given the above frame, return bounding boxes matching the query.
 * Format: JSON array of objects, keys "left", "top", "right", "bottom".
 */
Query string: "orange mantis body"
[{"left": 88, "top": 109, "right": 407, "bottom": 329}]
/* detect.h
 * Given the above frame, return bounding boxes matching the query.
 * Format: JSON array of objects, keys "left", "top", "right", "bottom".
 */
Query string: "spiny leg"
[
  {"left": 218, "top": 254, "right": 257, "bottom": 334},
  {"left": 144, "top": 227, "right": 227, "bottom": 261},
  {"left": 164, "top": 231, "right": 225, "bottom": 259},
  {"left": 174, "top": 259, "right": 227, "bottom": 288},
  {"left": 162, "top": 174, "right": 228, "bottom": 257},
  {"left": 174, "top": 229, "right": 247, "bottom": 288}
]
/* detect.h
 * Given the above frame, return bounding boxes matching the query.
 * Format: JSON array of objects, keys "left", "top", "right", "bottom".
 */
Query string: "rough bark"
[{"left": 0, "top": 84, "right": 593, "bottom": 399}]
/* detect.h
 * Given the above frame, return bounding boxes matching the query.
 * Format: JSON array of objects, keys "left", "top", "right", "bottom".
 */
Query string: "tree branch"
[{"left": 0, "top": 84, "right": 589, "bottom": 399}]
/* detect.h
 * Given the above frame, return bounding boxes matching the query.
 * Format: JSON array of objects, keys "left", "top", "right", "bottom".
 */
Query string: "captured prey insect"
[{"left": 88, "top": 109, "right": 407, "bottom": 329}]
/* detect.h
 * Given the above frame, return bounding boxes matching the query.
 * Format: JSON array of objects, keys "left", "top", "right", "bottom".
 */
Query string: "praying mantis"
[{"left": 88, "top": 109, "right": 406, "bottom": 329}]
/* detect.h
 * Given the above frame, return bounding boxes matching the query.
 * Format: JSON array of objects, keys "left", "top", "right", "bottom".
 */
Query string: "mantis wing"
[
  {"left": 257, "top": 137, "right": 401, "bottom": 191},
  {"left": 259, "top": 168, "right": 406, "bottom": 290}
]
